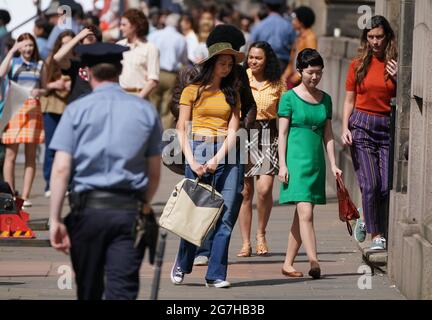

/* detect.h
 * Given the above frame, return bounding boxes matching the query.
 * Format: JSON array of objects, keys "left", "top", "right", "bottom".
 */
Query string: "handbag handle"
[
  {"left": 211, "top": 174, "right": 216, "bottom": 200},
  {"left": 192, "top": 175, "right": 217, "bottom": 200}
]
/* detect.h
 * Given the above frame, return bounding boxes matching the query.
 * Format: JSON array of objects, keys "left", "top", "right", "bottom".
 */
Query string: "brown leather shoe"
[
  {"left": 281, "top": 268, "right": 304, "bottom": 278},
  {"left": 308, "top": 267, "right": 321, "bottom": 279}
]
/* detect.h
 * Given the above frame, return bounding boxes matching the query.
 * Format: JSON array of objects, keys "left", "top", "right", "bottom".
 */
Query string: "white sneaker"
[
  {"left": 44, "top": 190, "right": 51, "bottom": 198},
  {"left": 205, "top": 279, "right": 231, "bottom": 288},
  {"left": 22, "top": 200, "right": 32, "bottom": 208},
  {"left": 170, "top": 257, "right": 185, "bottom": 285},
  {"left": 193, "top": 255, "right": 209, "bottom": 266},
  {"left": 370, "top": 237, "right": 386, "bottom": 250}
]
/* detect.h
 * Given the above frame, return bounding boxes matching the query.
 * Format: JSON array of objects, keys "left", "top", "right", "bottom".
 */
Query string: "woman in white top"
[{"left": 117, "top": 9, "right": 159, "bottom": 99}]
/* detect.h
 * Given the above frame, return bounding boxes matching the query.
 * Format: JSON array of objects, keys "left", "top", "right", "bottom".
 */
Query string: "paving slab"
[{"left": 0, "top": 164, "right": 406, "bottom": 300}]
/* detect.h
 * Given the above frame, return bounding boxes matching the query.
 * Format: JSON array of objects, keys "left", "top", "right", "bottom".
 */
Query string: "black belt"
[{"left": 69, "top": 190, "right": 144, "bottom": 211}]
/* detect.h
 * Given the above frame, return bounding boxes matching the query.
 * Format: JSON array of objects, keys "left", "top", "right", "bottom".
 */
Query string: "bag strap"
[
  {"left": 346, "top": 221, "right": 353, "bottom": 236},
  {"left": 193, "top": 175, "right": 217, "bottom": 199},
  {"left": 211, "top": 174, "right": 216, "bottom": 199}
]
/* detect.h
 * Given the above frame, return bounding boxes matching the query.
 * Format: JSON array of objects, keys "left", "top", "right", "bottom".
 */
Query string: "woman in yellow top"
[
  {"left": 237, "top": 41, "right": 285, "bottom": 257},
  {"left": 171, "top": 42, "right": 244, "bottom": 288},
  {"left": 282, "top": 6, "right": 318, "bottom": 89}
]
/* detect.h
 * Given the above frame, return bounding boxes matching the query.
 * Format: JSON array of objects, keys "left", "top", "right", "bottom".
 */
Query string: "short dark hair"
[
  {"left": 34, "top": 17, "right": 53, "bottom": 39},
  {"left": 0, "top": 9, "right": 11, "bottom": 25},
  {"left": 293, "top": 6, "right": 315, "bottom": 29},
  {"left": 90, "top": 63, "right": 122, "bottom": 81},
  {"left": 266, "top": 4, "right": 283, "bottom": 14},
  {"left": 296, "top": 48, "right": 324, "bottom": 72}
]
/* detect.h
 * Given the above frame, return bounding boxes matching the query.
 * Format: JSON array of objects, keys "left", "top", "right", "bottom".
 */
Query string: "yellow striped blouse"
[{"left": 179, "top": 84, "right": 239, "bottom": 136}]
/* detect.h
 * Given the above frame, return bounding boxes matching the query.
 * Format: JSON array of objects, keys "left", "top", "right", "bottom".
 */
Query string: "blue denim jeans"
[
  {"left": 195, "top": 162, "right": 245, "bottom": 258},
  {"left": 177, "top": 140, "right": 240, "bottom": 281},
  {"left": 43, "top": 113, "right": 62, "bottom": 191}
]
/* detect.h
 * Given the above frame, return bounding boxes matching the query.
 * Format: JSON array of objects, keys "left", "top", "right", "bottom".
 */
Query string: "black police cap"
[{"left": 75, "top": 43, "right": 129, "bottom": 68}]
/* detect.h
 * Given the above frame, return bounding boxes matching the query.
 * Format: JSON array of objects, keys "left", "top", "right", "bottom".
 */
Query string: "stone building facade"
[{"left": 381, "top": 0, "right": 432, "bottom": 300}]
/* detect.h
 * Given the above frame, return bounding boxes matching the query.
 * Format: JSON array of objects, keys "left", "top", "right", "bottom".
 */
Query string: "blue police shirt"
[
  {"left": 50, "top": 83, "right": 162, "bottom": 193},
  {"left": 250, "top": 13, "right": 296, "bottom": 62}
]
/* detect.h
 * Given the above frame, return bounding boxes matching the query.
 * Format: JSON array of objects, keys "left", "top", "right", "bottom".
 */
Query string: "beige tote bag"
[{"left": 159, "top": 178, "right": 224, "bottom": 246}]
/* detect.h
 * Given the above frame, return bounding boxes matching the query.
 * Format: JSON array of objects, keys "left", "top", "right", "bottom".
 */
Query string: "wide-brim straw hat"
[{"left": 199, "top": 42, "right": 245, "bottom": 64}]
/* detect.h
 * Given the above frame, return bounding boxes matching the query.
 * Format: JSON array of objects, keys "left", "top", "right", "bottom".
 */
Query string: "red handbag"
[{"left": 336, "top": 173, "right": 360, "bottom": 236}]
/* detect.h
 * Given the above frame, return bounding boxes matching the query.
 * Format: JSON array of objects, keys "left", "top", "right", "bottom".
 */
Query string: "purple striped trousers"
[{"left": 349, "top": 109, "right": 390, "bottom": 234}]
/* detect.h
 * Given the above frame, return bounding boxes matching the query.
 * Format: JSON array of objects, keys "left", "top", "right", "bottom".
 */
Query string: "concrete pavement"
[{"left": 0, "top": 164, "right": 405, "bottom": 300}]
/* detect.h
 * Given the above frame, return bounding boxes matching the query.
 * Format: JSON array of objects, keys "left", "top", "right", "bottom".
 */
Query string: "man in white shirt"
[{"left": 148, "top": 14, "right": 187, "bottom": 129}]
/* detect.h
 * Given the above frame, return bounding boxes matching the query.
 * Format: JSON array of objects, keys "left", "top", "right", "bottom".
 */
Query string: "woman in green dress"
[{"left": 277, "top": 48, "right": 342, "bottom": 279}]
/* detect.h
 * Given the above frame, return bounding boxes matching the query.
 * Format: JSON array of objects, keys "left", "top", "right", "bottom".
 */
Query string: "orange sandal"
[
  {"left": 256, "top": 233, "right": 269, "bottom": 255},
  {"left": 237, "top": 244, "right": 252, "bottom": 257}
]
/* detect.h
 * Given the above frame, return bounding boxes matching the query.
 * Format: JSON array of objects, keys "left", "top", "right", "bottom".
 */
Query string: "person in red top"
[{"left": 341, "top": 15, "right": 398, "bottom": 250}]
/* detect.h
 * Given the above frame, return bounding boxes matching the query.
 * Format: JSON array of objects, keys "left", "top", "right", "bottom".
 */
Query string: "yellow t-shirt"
[
  {"left": 247, "top": 68, "right": 285, "bottom": 120},
  {"left": 179, "top": 84, "right": 238, "bottom": 136}
]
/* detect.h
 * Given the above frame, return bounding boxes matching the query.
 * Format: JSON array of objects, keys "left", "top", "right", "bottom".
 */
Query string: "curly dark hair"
[
  {"left": 191, "top": 55, "right": 239, "bottom": 109},
  {"left": 292, "top": 6, "right": 315, "bottom": 29},
  {"left": 247, "top": 41, "right": 281, "bottom": 83},
  {"left": 122, "top": 9, "right": 149, "bottom": 38}
]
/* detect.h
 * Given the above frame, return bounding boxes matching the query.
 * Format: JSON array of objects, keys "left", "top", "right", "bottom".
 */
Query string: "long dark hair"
[
  {"left": 191, "top": 54, "right": 239, "bottom": 109},
  {"left": 247, "top": 41, "right": 281, "bottom": 83},
  {"left": 355, "top": 15, "right": 397, "bottom": 85},
  {"left": 45, "top": 30, "right": 75, "bottom": 83}
]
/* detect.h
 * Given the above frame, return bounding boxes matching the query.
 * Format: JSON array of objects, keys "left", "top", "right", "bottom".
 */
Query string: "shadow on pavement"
[
  {"left": 229, "top": 259, "right": 337, "bottom": 265},
  {"left": 0, "top": 282, "right": 26, "bottom": 286}
]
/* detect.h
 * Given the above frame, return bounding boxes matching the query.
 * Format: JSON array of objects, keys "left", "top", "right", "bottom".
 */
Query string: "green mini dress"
[{"left": 277, "top": 89, "right": 332, "bottom": 205}]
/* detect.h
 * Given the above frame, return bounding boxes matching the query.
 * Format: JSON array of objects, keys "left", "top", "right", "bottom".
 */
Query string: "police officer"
[{"left": 49, "top": 43, "right": 162, "bottom": 300}]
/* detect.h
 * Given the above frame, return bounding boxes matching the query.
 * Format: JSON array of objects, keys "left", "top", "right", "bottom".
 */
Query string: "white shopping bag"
[{"left": 0, "top": 80, "right": 31, "bottom": 132}]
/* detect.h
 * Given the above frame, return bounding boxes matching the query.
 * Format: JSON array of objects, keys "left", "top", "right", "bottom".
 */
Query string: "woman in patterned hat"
[
  {"left": 171, "top": 42, "right": 244, "bottom": 288},
  {"left": 237, "top": 41, "right": 285, "bottom": 257}
]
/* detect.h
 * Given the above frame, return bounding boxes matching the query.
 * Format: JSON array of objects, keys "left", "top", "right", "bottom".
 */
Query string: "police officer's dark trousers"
[{"left": 64, "top": 208, "right": 145, "bottom": 300}]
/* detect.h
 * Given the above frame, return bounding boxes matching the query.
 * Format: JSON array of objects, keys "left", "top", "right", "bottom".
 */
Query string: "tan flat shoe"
[
  {"left": 237, "top": 244, "right": 252, "bottom": 257},
  {"left": 256, "top": 233, "right": 269, "bottom": 255},
  {"left": 282, "top": 268, "right": 304, "bottom": 278}
]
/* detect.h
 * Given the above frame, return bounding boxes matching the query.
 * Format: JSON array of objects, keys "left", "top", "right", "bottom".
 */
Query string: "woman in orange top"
[
  {"left": 237, "top": 41, "right": 284, "bottom": 257},
  {"left": 282, "top": 6, "right": 317, "bottom": 88},
  {"left": 341, "top": 15, "right": 397, "bottom": 251}
]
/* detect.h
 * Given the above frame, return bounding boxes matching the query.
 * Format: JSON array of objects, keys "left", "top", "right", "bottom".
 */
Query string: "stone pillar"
[
  {"left": 375, "top": 0, "right": 400, "bottom": 35},
  {"left": 387, "top": 0, "right": 414, "bottom": 297},
  {"left": 388, "top": 0, "right": 432, "bottom": 300}
]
